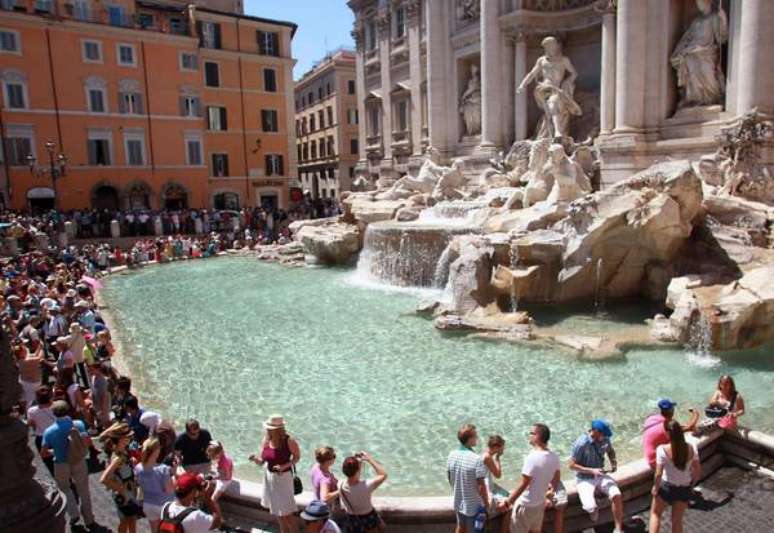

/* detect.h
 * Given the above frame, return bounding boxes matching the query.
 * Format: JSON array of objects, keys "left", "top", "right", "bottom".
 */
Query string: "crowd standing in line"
[{"left": 5, "top": 218, "right": 747, "bottom": 533}]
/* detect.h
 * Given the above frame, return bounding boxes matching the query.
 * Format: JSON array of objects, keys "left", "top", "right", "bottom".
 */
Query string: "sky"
[{"left": 245, "top": 1, "right": 355, "bottom": 80}]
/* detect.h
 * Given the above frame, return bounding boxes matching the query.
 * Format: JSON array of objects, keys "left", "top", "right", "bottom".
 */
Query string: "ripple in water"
[{"left": 102, "top": 258, "right": 774, "bottom": 496}]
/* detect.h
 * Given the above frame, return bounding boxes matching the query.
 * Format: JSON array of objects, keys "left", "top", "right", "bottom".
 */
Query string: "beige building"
[
  {"left": 348, "top": 0, "right": 774, "bottom": 186},
  {"left": 294, "top": 49, "right": 359, "bottom": 200}
]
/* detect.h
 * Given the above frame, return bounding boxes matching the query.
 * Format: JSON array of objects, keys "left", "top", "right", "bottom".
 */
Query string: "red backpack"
[{"left": 158, "top": 503, "right": 197, "bottom": 533}]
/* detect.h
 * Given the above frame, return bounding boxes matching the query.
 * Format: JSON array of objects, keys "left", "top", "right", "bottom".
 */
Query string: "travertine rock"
[{"left": 296, "top": 222, "right": 361, "bottom": 266}]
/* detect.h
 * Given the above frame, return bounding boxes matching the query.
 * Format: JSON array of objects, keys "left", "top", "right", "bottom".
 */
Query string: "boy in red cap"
[{"left": 159, "top": 472, "right": 222, "bottom": 532}]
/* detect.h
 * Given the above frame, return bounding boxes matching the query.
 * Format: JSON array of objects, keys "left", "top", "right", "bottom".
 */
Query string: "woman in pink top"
[
  {"left": 248, "top": 415, "right": 301, "bottom": 533},
  {"left": 207, "top": 440, "right": 233, "bottom": 502}
]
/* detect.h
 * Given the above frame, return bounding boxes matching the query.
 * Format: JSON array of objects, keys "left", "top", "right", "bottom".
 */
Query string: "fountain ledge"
[{"left": 217, "top": 429, "right": 774, "bottom": 532}]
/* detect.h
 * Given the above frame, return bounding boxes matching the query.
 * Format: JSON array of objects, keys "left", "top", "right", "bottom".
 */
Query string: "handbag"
[{"left": 291, "top": 464, "right": 303, "bottom": 495}]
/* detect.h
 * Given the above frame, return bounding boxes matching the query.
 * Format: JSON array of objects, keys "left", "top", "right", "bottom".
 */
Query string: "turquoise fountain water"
[{"left": 103, "top": 257, "right": 774, "bottom": 496}]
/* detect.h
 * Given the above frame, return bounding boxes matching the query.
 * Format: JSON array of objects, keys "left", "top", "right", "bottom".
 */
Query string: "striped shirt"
[
  {"left": 447, "top": 447, "right": 486, "bottom": 516},
  {"left": 571, "top": 433, "right": 615, "bottom": 481}
]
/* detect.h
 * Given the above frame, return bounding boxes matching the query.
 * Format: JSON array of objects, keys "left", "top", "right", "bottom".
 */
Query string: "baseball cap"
[
  {"left": 591, "top": 419, "right": 613, "bottom": 438},
  {"left": 657, "top": 398, "right": 677, "bottom": 410},
  {"left": 175, "top": 472, "right": 206, "bottom": 493}
]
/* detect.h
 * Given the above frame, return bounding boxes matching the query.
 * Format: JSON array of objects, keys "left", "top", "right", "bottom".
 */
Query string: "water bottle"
[{"left": 473, "top": 504, "right": 487, "bottom": 533}]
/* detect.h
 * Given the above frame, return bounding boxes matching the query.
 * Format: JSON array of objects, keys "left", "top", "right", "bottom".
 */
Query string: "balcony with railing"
[
  {"left": 391, "top": 130, "right": 412, "bottom": 156},
  {"left": 365, "top": 134, "right": 383, "bottom": 158}
]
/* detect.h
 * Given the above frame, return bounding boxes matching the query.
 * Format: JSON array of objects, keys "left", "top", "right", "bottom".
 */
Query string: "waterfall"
[
  {"left": 354, "top": 222, "right": 467, "bottom": 287},
  {"left": 594, "top": 257, "right": 604, "bottom": 313},
  {"left": 685, "top": 311, "right": 721, "bottom": 368},
  {"left": 509, "top": 245, "right": 519, "bottom": 312},
  {"left": 433, "top": 244, "right": 453, "bottom": 289}
]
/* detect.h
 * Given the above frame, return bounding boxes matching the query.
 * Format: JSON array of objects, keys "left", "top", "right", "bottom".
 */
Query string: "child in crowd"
[{"left": 207, "top": 440, "right": 234, "bottom": 502}]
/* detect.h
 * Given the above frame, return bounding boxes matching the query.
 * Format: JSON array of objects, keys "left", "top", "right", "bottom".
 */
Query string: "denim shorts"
[
  {"left": 456, "top": 511, "right": 477, "bottom": 531},
  {"left": 658, "top": 481, "right": 693, "bottom": 504}
]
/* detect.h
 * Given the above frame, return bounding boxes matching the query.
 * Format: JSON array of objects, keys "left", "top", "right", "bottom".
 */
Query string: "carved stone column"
[
  {"left": 351, "top": 20, "right": 368, "bottom": 168},
  {"left": 427, "top": 0, "right": 453, "bottom": 156},
  {"left": 0, "top": 327, "right": 66, "bottom": 532},
  {"left": 512, "top": 30, "right": 529, "bottom": 141},
  {"left": 479, "top": 0, "right": 503, "bottom": 150},
  {"left": 736, "top": 0, "right": 774, "bottom": 115},
  {"left": 376, "top": 8, "right": 393, "bottom": 162},
  {"left": 614, "top": 0, "right": 646, "bottom": 134},
  {"left": 596, "top": 0, "right": 617, "bottom": 134},
  {"left": 406, "top": 0, "right": 424, "bottom": 157}
]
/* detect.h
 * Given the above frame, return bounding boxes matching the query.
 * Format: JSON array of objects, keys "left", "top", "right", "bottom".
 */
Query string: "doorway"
[{"left": 92, "top": 185, "right": 119, "bottom": 211}]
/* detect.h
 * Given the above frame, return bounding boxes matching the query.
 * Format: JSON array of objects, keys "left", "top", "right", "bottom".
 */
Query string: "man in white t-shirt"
[
  {"left": 160, "top": 472, "right": 222, "bottom": 532},
  {"left": 504, "top": 423, "right": 561, "bottom": 533}
]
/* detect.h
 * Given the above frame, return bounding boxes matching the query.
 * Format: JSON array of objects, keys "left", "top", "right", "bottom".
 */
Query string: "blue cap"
[
  {"left": 591, "top": 419, "right": 613, "bottom": 438},
  {"left": 300, "top": 500, "right": 330, "bottom": 522},
  {"left": 658, "top": 398, "right": 677, "bottom": 410}
]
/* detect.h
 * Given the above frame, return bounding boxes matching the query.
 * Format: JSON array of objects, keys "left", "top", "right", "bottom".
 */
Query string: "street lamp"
[{"left": 27, "top": 140, "right": 67, "bottom": 210}]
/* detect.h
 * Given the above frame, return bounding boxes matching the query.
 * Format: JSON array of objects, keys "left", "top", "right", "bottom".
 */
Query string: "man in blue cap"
[
  {"left": 300, "top": 500, "right": 341, "bottom": 532},
  {"left": 569, "top": 419, "right": 624, "bottom": 533},
  {"left": 642, "top": 398, "right": 699, "bottom": 469}
]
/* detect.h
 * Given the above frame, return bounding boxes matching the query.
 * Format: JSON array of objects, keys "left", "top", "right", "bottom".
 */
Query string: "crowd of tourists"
[
  {"left": 4, "top": 223, "right": 747, "bottom": 533},
  {"left": 448, "top": 378, "right": 744, "bottom": 533},
  {"left": 0, "top": 196, "right": 341, "bottom": 248}
]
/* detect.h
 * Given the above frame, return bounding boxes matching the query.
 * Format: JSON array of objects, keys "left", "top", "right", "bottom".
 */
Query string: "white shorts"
[
  {"left": 576, "top": 475, "right": 621, "bottom": 514},
  {"left": 19, "top": 379, "right": 39, "bottom": 406},
  {"left": 143, "top": 502, "right": 164, "bottom": 522},
  {"left": 213, "top": 479, "right": 233, "bottom": 500}
]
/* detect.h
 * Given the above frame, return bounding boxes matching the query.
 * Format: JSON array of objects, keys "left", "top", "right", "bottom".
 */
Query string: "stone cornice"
[
  {"left": 593, "top": 0, "right": 617, "bottom": 15},
  {"left": 499, "top": 4, "right": 602, "bottom": 34}
]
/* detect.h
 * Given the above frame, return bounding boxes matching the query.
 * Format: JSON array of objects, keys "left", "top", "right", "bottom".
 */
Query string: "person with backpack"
[
  {"left": 40, "top": 399, "right": 97, "bottom": 530},
  {"left": 159, "top": 472, "right": 223, "bottom": 533}
]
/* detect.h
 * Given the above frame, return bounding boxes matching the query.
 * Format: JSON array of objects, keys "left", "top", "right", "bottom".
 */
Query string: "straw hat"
[{"left": 263, "top": 414, "right": 286, "bottom": 430}]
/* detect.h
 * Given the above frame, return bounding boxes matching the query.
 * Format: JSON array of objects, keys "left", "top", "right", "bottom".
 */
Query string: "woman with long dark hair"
[
  {"left": 709, "top": 374, "right": 745, "bottom": 430},
  {"left": 648, "top": 420, "right": 701, "bottom": 533}
]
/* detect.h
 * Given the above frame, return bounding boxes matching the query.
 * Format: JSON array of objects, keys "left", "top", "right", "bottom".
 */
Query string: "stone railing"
[{"left": 216, "top": 428, "right": 774, "bottom": 533}]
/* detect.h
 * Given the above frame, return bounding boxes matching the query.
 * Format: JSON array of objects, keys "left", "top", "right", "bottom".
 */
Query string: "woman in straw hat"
[
  {"left": 249, "top": 414, "right": 301, "bottom": 532},
  {"left": 100, "top": 422, "right": 142, "bottom": 533}
]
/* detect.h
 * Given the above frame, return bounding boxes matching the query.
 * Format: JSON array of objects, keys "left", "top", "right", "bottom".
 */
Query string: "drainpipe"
[
  {"left": 236, "top": 18, "right": 250, "bottom": 207},
  {"left": 140, "top": 41, "right": 155, "bottom": 172}
]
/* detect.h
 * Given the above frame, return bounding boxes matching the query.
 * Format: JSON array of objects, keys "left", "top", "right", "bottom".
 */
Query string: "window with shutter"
[
  {"left": 6, "top": 83, "right": 25, "bottom": 109},
  {"left": 186, "top": 138, "right": 202, "bottom": 165},
  {"left": 261, "top": 110, "right": 278, "bottom": 132},
  {"left": 219, "top": 107, "right": 228, "bottom": 130},
  {"left": 263, "top": 68, "right": 277, "bottom": 92},
  {"left": 204, "top": 62, "right": 219, "bottom": 87},
  {"left": 5, "top": 136, "right": 32, "bottom": 165},
  {"left": 89, "top": 89, "right": 105, "bottom": 113},
  {"left": 0, "top": 31, "right": 17, "bottom": 52}
]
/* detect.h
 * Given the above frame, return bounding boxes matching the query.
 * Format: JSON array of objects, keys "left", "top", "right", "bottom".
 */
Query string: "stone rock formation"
[
  {"left": 294, "top": 221, "right": 361, "bottom": 266},
  {"left": 493, "top": 160, "right": 703, "bottom": 303}
]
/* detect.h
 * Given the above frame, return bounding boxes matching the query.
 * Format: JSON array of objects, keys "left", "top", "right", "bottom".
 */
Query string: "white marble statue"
[
  {"left": 517, "top": 36, "right": 582, "bottom": 140},
  {"left": 670, "top": 0, "right": 728, "bottom": 109},
  {"left": 460, "top": 64, "right": 482, "bottom": 136},
  {"left": 545, "top": 145, "right": 592, "bottom": 204},
  {"left": 432, "top": 159, "right": 468, "bottom": 201},
  {"left": 375, "top": 147, "right": 449, "bottom": 200}
]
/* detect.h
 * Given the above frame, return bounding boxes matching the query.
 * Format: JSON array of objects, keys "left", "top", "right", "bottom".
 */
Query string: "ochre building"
[
  {"left": 0, "top": 0, "right": 297, "bottom": 212},
  {"left": 294, "top": 49, "right": 359, "bottom": 200}
]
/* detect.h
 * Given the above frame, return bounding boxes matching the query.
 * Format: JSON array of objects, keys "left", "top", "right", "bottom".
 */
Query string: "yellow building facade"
[{"left": 0, "top": 0, "right": 296, "bottom": 212}]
